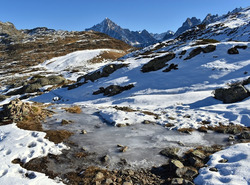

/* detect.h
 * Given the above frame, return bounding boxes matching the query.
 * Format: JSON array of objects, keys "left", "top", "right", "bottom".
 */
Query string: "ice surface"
[{"left": 43, "top": 105, "right": 230, "bottom": 170}]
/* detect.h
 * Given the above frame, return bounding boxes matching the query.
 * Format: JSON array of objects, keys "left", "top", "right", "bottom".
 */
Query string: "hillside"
[{"left": 0, "top": 6, "right": 250, "bottom": 185}]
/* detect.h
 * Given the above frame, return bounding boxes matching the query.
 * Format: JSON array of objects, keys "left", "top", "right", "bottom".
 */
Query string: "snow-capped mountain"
[
  {"left": 174, "top": 17, "right": 201, "bottom": 36},
  {"left": 151, "top": 30, "right": 174, "bottom": 41},
  {"left": 34, "top": 7, "right": 250, "bottom": 129},
  {"left": 86, "top": 18, "right": 157, "bottom": 47}
]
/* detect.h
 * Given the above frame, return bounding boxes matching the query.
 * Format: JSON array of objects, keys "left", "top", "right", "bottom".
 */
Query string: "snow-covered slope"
[
  {"left": 0, "top": 124, "right": 67, "bottom": 184},
  {"left": 37, "top": 49, "right": 126, "bottom": 81},
  {"left": 195, "top": 143, "right": 250, "bottom": 185},
  {"left": 33, "top": 40, "right": 250, "bottom": 129}
]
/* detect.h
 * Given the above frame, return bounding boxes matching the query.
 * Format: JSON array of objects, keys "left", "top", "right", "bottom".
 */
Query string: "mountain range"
[{"left": 0, "top": 6, "right": 250, "bottom": 185}]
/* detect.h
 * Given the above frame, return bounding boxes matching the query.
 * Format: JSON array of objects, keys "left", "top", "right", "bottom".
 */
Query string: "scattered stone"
[
  {"left": 61, "top": 119, "right": 72, "bottom": 125},
  {"left": 227, "top": 47, "right": 239, "bottom": 54},
  {"left": 219, "top": 159, "right": 228, "bottom": 163},
  {"left": 189, "top": 157, "right": 204, "bottom": 168},
  {"left": 120, "top": 146, "right": 128, "bottom": 153},
  {"left": 176, "top": 166, "right": 198, "bottom": 179},
  {"left": 101, "top": 155, "right": 110, "bottom": 163},
  {"left": 142, "top": 120, "right": 154, "bottom": 124},
  {"left": 213, "top": 84, "right": 249, "bottom": 103},
  {"left": 141, "top": 52, "right": 176, "bottom": 72},
  {"left": 117, "top": 144, "right": 124, "bottom": 147},
  {"left": 81, "top": 129, "right": 87, "bottom": 134},
  {"left": 209, "top": 167, "right": 218, "bottom": 172},
  {"left": 169, "top": 159, "right": 184, "bottom": 170},
  {"left": 105, "top": 178, "right": 113, "bottom": 184},
  {"left": 160, "top": 147, "right": 180, "bottom": 159},
  {"left": 191, "top": 150, "right": 206, "bottom": 160},
  {"left": 95, "top": 172, "right": 104, "bottom": 180},
  {"left": 171, "top": 178, "right": 183, "bottom": 185},
  {"left": 228, "top": 135, "right": 235, "bottom": 141},
  {"left": 0, "top": 94, "right": 7, "bottom": 101},
  {"left": 238, "top": 131, "right": 250, "bottom": 139},
  {"left": 123, "top": 182, "right": 132, "bottom": 185}
]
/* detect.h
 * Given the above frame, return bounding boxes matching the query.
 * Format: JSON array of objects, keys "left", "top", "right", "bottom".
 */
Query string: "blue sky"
[{"left": 1, "top": 0, "right": 249, "bottom": 33}]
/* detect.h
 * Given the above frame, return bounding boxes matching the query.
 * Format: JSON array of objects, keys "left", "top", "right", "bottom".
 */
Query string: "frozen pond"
[{"left": 43, "top": 104, "right": 231, "bottom": 169}]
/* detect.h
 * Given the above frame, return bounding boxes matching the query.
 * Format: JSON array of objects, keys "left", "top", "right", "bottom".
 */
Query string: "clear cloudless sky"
[{"left": 0, "top": 0, "right": 249, "bottom": 33}]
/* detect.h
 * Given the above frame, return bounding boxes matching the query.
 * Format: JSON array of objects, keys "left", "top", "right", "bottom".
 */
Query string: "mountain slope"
[{"left": 86, "top": 18, "right": 157, "bottom": 47}]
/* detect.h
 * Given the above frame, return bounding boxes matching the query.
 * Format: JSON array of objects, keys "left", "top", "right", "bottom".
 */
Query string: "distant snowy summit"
[{"left": 86, "top": 18, "right": 173, "bottom": 47}]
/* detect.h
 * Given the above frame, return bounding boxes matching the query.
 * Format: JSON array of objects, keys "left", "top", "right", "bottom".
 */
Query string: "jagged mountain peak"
[
  {"left": 174, "top": 17, "right": 201, "bottom": 36},
  {"left": 86, "top": 18, "right": 157, "bottom": 47}
]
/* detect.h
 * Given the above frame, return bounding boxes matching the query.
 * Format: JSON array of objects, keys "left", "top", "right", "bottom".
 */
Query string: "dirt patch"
[
  {"left": 62, "top": 105, "right": 82, "bottom": 114},
  {"left": 88, "top": 50, "right": 126, "bottom": 64},
  {"left": 45, "top": 130, "right": 73, "bottom": 144}
]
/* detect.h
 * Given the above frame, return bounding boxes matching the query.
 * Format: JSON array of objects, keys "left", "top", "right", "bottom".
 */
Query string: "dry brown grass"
[
  {"left": 63, "top": 105, "right": 82, "bottom": 114},
  {"left": 45, "top": 130, "right": 73, "bottom": 144}
]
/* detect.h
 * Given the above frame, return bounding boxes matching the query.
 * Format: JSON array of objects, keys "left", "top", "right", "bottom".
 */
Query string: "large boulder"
[
  {"left": 227, "top": 47, "right": 239, "bottom": 54},
  {"left": 93, "top": 84, "right": 134, "bottom": 97},
  {"left": 79, "top": 64, "right": 128, "bottom": 82},
  {"left": 214, "top": 85, "right": 249, "bottom": 103},
  {"left": 141, "top": 52, "right": 175, "bottom": 72}
]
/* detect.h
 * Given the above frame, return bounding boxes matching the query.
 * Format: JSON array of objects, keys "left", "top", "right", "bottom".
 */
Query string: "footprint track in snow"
[{"left": 0, "top": 169, "right": 8, "bottom": 177}]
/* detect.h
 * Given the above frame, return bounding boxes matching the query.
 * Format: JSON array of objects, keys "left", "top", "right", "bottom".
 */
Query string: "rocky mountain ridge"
[{"left": 86, "top": 18, "right": 158, "bottom": 47}]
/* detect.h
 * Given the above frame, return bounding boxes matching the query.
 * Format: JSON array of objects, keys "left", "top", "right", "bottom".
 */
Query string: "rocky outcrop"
[
  {"left": 0, "top": 99, "right": 30, "bottom": 122},
  {"left": 7, "top": 75, "right": 67, "bottom": 95},
  {"left": 141, "top": 52, "right": 175, "bottom": 72},
  {"left": 78, "top": 63, "right": 128, "bottom": 82},
  {"left": 93, "top": 84, "right": 134, "bottom": 96},
  {"left": 184, "top": 45, "right": 216, "bottom": 60},
  {"left": 214, "top": 84, "right": 249, "bottom": 103}
]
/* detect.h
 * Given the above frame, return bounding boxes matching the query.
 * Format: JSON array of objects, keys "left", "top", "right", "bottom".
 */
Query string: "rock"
[
  {"left": 227, "top": 47, "right": 239, "bottom": 54},
  {"left": 238, "top": 131, "right": 250, "bottom": 139},
  {"left": 202, "top": 45, "right": 216, "bottom": 53},
  {"left": 184, "top": 45, "right": 216, "bottom": 60},
  {"left": 123, "top": 182, "right": 132, "bottom": 185},
  {"left": 163, "top": 63, "right": 178, "bottom": 72},
  {"left": 160, "top": 147, "right": 180, "bottom": 159},
  {"left": 189, "top": 156, "right": 204, "bottom": 167},
  {"left": 235, "top": 45, "right": 247, "bottom": 50},
  {"left": 209, "top": 167, "right": 218, "bottom": 172},
  {"left": 228, "top": 135, "right": 235, "bottom": 141},
  {"left": 142, "top": 120, "right": 154, "bottom": 124},
  {"left": 120, "top": 146, "right": 128, "bottom": 152},
  {"left": 93, "top": 84, "right": 134, "bottom": 97},
  {"left": 218, "top": 158, "right": 228, "bottom": 163},
  {"left": 80, "top": 129, "right": 87, "bottom": 134},
  {"left": 141, "top": 52, "right": 175, "bottom": 72},
  {"left": 80, "top": 64, "right": 128, "bottom": 82},
  {"left": 95, "top": 172, "right": 104, "bottom": 180},
  {"left": 169, "top": 159, "right": 184, "bottom": 170},
  {"left": 0, "top": 95, "right": 7, "bottom": 101},
  {"left": 61, "top": 119, "right": 72, "bottom": 125},
  {"left": 23, "top": 83, "right": 43, "bottom": 93},
  {"left": 101, "top": 155, "right": 110, "bottom": 163},
  {"left": 171, "top": 178, "right": 183, "bottom": 185},
  {"left": 184, "top": 47, "right": 203, "bottom": 60},
  {"left": 1, "top": 99, "right": 30, "bottom": 122},
  {"left": 105, "top": 178, "right": 113, "bottom": 184},
  {"left": 176, "top": 167, "right": 198, "bottom": 179},
  {"left": 191, "top": 150, "right": 206, "bottom": 160},
  {"left": 214, "top": 85, "right": 249, "bottom": 103}
]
